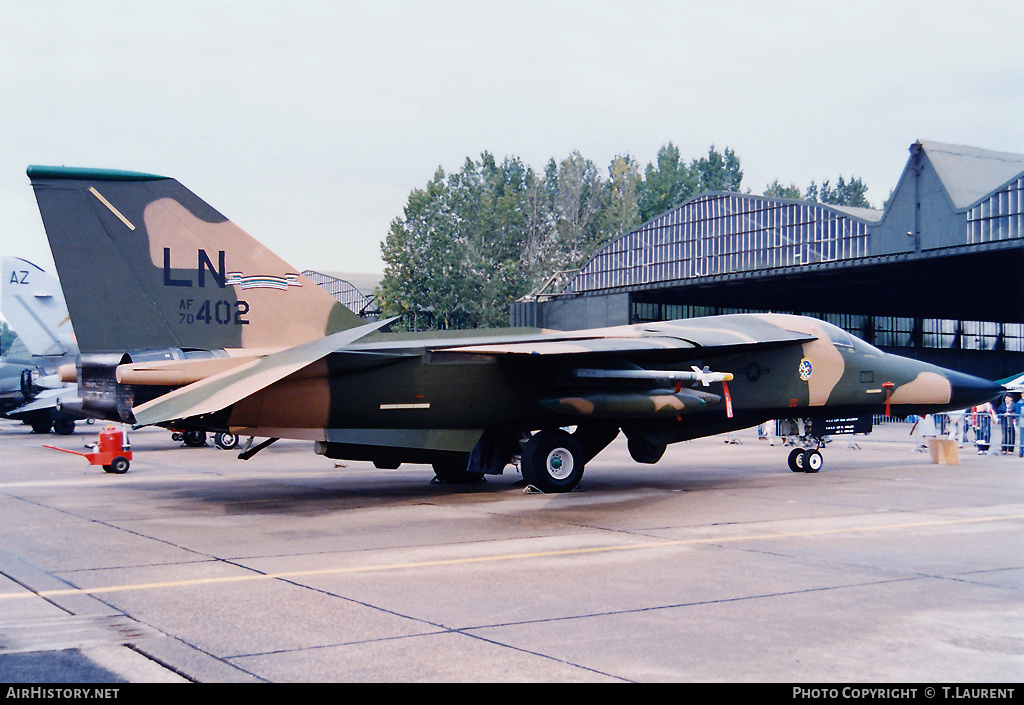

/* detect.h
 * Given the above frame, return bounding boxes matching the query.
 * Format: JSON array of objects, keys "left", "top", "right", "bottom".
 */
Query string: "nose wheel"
[{"left": 788, "top": 448, "right": 823, "bottom": 473}]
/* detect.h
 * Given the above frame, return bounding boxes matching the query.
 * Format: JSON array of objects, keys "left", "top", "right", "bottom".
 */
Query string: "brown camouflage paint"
[
  {"left": 890, "top": 371, "right": 953, "bottom": 405},
  {"left": 753, "top": 314, "right": 845, "bottom": 406},
  {"left": 143, "top": 198, "right": 351, "bottom": 348}
]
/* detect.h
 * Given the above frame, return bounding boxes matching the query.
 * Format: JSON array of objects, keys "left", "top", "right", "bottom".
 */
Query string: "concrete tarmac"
[{"left": 0, "top": 419, "right": 1021, "bottom": 683}]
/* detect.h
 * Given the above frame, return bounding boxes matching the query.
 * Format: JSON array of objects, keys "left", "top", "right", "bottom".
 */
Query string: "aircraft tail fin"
[
  {"left": 1, "top": 256, "right": 77, "bottom": 357},
  {"left": 28, "top": 166, "right": 365, "bottom": 353}
]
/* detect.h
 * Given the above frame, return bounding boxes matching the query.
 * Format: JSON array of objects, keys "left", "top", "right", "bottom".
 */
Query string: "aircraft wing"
[
  {"left": 333, "top": 314, "right": 816, "bottom": 358},
  {"left": 997, "top": 372, "right": 1024, "bottom": 392},
  {"left": 429, "top": 314, "right": 816, "bottom": 357},
  {"left": 131, "top": 314, "right": 816, "bottom": 427},
  {"left": 131, "top": 318, "right": 398, "bottom": 426}
]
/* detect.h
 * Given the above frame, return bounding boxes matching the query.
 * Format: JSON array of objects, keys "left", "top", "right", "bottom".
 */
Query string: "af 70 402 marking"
[{"left": 178, "top": 298, "right": 249, "bottom": 326}]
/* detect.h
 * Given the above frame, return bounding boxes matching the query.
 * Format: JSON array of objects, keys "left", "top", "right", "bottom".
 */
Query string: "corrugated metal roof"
[
  {"left": 313, "top": 271, "right": 382, "bottom": 297},
  {"left": 827, "top": 203, "right": 885, "bottom": 223},
  {"left": 920, "top": 141, "right": 1024, "bottom": 210}
]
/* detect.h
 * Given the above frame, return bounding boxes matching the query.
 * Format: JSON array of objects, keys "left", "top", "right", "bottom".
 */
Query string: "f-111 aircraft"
[{"left": 27, "top": 165, "right": 1003, "bottom": 490}]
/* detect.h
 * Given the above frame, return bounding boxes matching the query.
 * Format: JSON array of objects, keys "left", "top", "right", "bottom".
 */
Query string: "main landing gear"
[
  {"left": 787, "top": 447, "right": 823, "bottom": 473},
  {"left": 521, "top": 429, "right": 585, "bottom": 494},
  {"left": 170, "top": 430, "right": 240, "bottom": 450}
]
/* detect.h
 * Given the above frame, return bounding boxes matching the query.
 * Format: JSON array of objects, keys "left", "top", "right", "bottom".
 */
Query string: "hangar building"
[
  {"left": 511, "top": 141, "right": 1024, "bottom": 380},
  {"left": 304, "top": 270, "right": 381, "bottom": 320}
]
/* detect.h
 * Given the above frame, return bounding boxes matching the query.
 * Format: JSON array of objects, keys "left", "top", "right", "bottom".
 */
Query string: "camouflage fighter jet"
[{"left": 27, "top": 166, "right": 1003, "bottom": 489}]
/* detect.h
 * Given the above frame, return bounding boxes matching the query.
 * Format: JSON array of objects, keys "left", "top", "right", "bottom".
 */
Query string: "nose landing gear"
[{"left": 788, "top": 447, "right": 823, "bottom": 473}]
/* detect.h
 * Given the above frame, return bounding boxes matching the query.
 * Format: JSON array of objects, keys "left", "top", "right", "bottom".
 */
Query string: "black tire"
[
  {"left": 30, "top": 418, "right": 53, "bottom": 435},
  {"left": 804, "top": 449, "right": 823, "bottom": 473},
  {"left": 626, "top": 434, "right": 666, "bottom": 464},
  {"left": 432, "top": 453, "right": 485, "bottom": 484},
  {"left": 788, "top": 448, "right": 806, "bottom": 472},
  {"left": 103, "top": 456, "right": 129, "bottom": 474},
  {"left": 214, "top": 432, "right": 239, "bottom": 450},
  {"left": 53, "top": 419, "right": 76, "bottom": 435},
  {"left": 182, "top": 430, "right": 207, "bottom": 447},
  {"left": 521, "top": 430, "right": 585, "bottom": 493}
]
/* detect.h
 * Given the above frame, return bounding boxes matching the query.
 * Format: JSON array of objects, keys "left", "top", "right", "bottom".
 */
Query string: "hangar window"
[
  {"left": 968, "top": 177, "right": 1024, "bottom": 244},
  {"left": 634, "top": 302, "right": 659, "bottom": 323},
  {"left": 1002, "top": 323, "right": 1024, "bottom": 353},
  {"left": 961, "top": 321, "right": 1000, "bottom": 351},
  {"left": 872, "top": 316, "right": 914, "bottom": 348},
  {"left": 922, "top": 319, "right": 957, "bottom": 349}
]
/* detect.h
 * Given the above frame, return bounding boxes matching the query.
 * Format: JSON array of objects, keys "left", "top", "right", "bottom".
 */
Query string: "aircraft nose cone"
[{"left": 948, "top": 370, "right": 1004, "bottom": 409}]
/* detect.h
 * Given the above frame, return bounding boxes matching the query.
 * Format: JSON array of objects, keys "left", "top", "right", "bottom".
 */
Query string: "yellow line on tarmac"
[{"left": 2, "top": 513, "right": 1021, "bottom": 601}]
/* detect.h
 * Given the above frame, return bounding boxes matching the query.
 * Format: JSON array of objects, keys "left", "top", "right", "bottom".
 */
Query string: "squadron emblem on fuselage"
[{"left": 798, "top": 358, "right": 813, "bottom": 381}]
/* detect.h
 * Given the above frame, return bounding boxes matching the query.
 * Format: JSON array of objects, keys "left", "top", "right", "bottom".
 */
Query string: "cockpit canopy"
[{"left": 818, "top": 321, "right": 883, "bottom": 356}]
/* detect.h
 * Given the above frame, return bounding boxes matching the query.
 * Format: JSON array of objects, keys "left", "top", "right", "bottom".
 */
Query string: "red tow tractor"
[{"left": 44, "top": 425, "right": 133, "bottom": 474}]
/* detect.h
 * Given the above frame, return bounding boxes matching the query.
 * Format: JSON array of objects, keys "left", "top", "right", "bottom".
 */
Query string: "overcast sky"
[{"left": 2, "top": 0, "right": 1023, "bottom": 284}]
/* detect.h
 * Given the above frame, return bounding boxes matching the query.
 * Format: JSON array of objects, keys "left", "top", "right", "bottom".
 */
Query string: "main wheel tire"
[
  {"left": 214, "top": 432, "right": 239, "bottom": 450},
  {"left": 804, "top": 449, "right": 823, "bottom": 473},
  {"left": 432, "top": 453, "right": 485, "bottom": 484},
  {"left": 103, "top": 456, "right": 129, "bottom": 474},
  {"left": 521, "top": 430, "right": 585, "bottom": 493},
  {"left": 53, "top": 419, "right": 76, "bottom": 435},
  {"left": 182, "top": 430, "right": 207, "bottom": 447},
  {"left": 626, "top": 434, "right": 666, "bottom": 464},
  {"left": 30, "top": 418, "right": 53, "bottom": 434},
  {"left": 788, "top": 448, "right": 806, "bottom": 472}
]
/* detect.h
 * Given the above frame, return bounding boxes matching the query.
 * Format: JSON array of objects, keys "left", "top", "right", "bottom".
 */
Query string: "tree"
[
  {"left": 519, "top": 151, "right": 613, "bottom": 295},
  {"left": 637, "top": 143, "right": 745, "bottom": 222},
  {"left": 694, "top": 145, "right": 743, "bottom": 193},
  {"left": 820, "top": 176, "right": 871, "bottom": 208},
  {"left": 638, "top": 143, "right": 697, "bottom": 222},
  {"left": 803, "top": 176, "right": 872, "bottom": 208},
  {"left": 377, "top": 143, "right": 751, "bottom": 330},
  {"left": 764, "top": 180, "right": 803, "bottom": 199},
  {"left": 378, "top": 154, "right": 541, "bottom": 329},
  {"left": 601, "top": 154, "right": 642, "bottom": 240},
  {"left": 450, "top": 153, "right": 534, "bottom": 328},
  {"left": 548, "top": 151, "right": 606, "bottom": 272},
  {"left": 378, "top": 166, "right": 474, "bottom": 330}
]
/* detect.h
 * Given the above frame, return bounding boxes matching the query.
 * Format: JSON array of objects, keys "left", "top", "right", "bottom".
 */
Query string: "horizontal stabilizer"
[
  {"left": 131, "top": 318, "right": 396, "bottom": 426},
  {"left": 10, "top": 387, "right": 80, "bottom": 416}
]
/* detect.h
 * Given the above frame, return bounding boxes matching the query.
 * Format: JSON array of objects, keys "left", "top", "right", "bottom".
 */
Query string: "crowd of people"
[{"left": 918, "top": 394, "right": 1024, "bottom": 456}]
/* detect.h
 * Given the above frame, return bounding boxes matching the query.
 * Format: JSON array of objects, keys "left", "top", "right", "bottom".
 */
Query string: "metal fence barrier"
[
  {"left": 903, "top": 410, "right": 1023, "bottom": 455},
  {"left": 767, "top": 411, "right": 1024, "bottom": 456}
]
